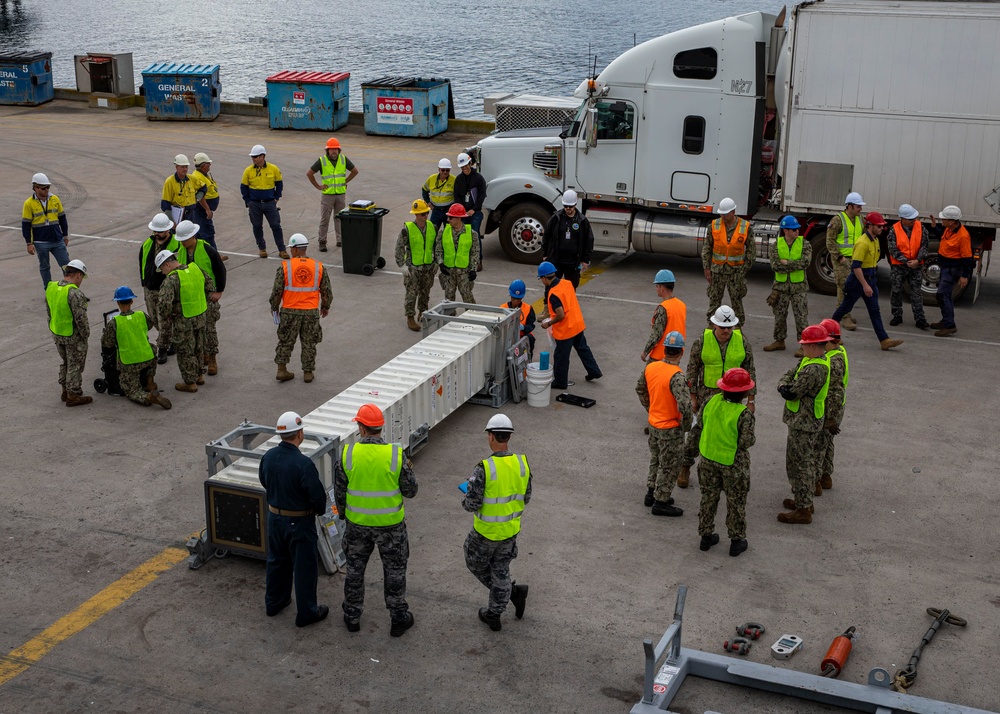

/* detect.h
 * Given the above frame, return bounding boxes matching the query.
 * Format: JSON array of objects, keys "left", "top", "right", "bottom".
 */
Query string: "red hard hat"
[
  {"left": 799, "top": 325, "right": 831, "bottom": 344},
  {"left": 819, "top": 318, "right": 841, "bottom": 338},
  {"left": 717, "top": 367, "right": 755, "bottom": 392},
  {"left": 326, "top": 137, "right": 341, "bottom": 149},
  {"left": 864, "top": 211, "right": 887, "bottom": 226},
  {"left": 352, "top": 403, "right": 385, "bottom": 428},
  {"left": 446, "top": 203, "right": 467, "bottom": 219}
]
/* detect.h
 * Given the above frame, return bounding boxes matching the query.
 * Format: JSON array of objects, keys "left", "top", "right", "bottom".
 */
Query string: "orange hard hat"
[
  {"left": 352, "top": 403, "right": 384, "bottom": 428},
  {"left": 446, "top": 203, "right": 467, "bottom": 219},
  {"left": 799, "top": 325, "right": 831, "bottom": 344},
  {"left": 326, "top": 137, "right": 341, "bottom": 150},
  {"left": 819, "top": 318, "right": 841, "bottom": 338},
  {"left": 717, "top": 367, "right": 755, "bottom": 392}
]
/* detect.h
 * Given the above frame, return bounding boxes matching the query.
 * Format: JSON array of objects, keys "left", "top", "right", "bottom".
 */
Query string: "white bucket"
[{"left": 526, "top": 362, "right": 554, "bottom": 407}]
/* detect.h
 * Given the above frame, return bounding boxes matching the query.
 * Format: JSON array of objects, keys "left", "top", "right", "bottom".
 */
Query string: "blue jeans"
[
  {"left": 553, "top": 331, "right": 602, "bottom": 388},
  {"left": 265, "top": 512, "right": 320, "bottom": 625},
  {"left": 429, "top": 206, "right": 448, "bottom": 233},
  {"left": 464, "top": 211, "right": 484, "bottom": 261},
  {"left": 936, "top": 264, "right": 963, "bottom": 328},
  {"left": 832, "top": 269, "right": 888, "bottom": 341},
  {"left": 33, "top": 240, "right": 70, "bottom": 286},
  {"left": 192, "top": 198, "right": 219, "bottom": 248},
  {"left": 248, "top": 200, "right": 284, "bottom": 251}
]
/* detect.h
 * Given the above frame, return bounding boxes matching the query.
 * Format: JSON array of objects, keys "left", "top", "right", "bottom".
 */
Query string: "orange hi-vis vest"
[
  {"left": 710, "top": 218, "right": 749, "bottom": 266},
  {"left": 939, "top": 225, "right": 972, "bottom": 259},
  {"left": 645, "top": 362, "right": 683, "bottom": 429},
  {"left": 502, "top": 301, "right": 531, "bottom": 333},
  {"left": 890, "top": 222, "right": 923, "bottom": 265},
  {"left": 648, "top": 296, "right": 687, "bottom": 361},
  {"left": 281, "top": 258, "right": 323, "bottom": 310},
  {"left": 547, "top": 278, "right": 585, "bottom": 340}
]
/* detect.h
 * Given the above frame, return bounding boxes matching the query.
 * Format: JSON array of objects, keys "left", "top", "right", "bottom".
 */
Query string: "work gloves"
[
  {"left": 777, "top": 384, "right": 797, "bottom": 401},
  {"left": 439, "top": 266, "right": 450, "bottom": 277},
  {"left": 400, "top": 265, "right": 410, "bottom": 277},
  {"left": 824, "top": 419, "right": 841, "bottom": 435},
  {"left": 468, "top": 270, "right": 477, "bottom": 281}
]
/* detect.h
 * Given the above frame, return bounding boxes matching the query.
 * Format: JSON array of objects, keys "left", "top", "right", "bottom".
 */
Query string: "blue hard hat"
[
  {"left": 663, "top": 331, "right": 685, "bottom": 348},
  {"left": 113, "top": 285, "right": 138, "bottom": 302},
  {"left": 509, "top": 279, "right": 526, "bottom": 298},
  {"left": 654, "top": 269, "right": 676, "bottom": 284},
  {"left": 537, "top": 261, "right": 557, "bottom": 278},
  {"left": 779, "top": 215, "right": 801, "bottom": 230}
]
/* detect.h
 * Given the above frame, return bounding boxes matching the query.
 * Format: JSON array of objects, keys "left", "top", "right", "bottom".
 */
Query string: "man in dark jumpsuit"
[{"left": 258, "top": 410, "right": 329, "bottom": 627}]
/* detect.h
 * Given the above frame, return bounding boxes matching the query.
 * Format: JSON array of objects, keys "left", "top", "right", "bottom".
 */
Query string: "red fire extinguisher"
[{"left": 821, "top": 626, "right": 856, "bottom": 677}]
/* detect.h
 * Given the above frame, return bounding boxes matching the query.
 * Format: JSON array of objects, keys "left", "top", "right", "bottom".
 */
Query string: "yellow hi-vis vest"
[
  {"left": 474, "top": 454, "right": 530, "bottom": 541},
  {"left": 406, "top": 221, "right": 435, "bottom": 266},
  {"left": 785, "top": 356, "right": 831, "bottom": 419},
  {"left": 699, "top": 393, "right": 747, "bottom": 466},
  {"left": 46, "top": 282, "right": 76, "bottom": 336},
  {"left": 319, "top": 154, "right": 347, "bottom": 194},
  {"left": 837, "top": 212, "right": 863, "bottom": 256},
  {"left": 179, "top": 240, "right": 215, "bottom": 284},
  {"left": 175, "top": 264, "right": 208, "bottom": 319},
  {"left": 114, "top": 312, "right": 155, "bottom": 365},
  {"left": 701, "top": 329, "right": 745, "bottom": 388},
  {"left": 441, "top": 224, "right": 473, "bottom": 268},
  {"left": 343, "top": 443, "right": 405, "bottom": 527},
  {"left": 831, "top": 345, "right": 849, "bottom": 403},
  {"left": 140, "top": 236, "right": 182, "bottom": 282},
  {"left": 775, "top": 235, "right": 805, "bottom": 283}
]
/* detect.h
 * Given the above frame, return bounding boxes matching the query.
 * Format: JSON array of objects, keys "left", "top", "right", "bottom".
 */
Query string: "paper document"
[
  {"left": 170, "top": 206, "right": 184, "bottom": 226},
  {"left": 272, "top": 311, "right": 280, "bottom": 325}
]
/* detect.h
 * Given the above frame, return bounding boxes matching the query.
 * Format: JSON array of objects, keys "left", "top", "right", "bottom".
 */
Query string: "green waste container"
[{"left": 339, "top": 206, "right": 389, "bottom": 275}]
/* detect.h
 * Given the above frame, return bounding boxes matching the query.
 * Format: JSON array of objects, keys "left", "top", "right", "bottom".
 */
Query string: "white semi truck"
[{"left": 473, "top": 0, "right": 997, "bottom": 303}]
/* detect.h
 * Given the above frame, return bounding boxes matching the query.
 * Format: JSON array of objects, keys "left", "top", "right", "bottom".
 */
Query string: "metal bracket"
[
  {"left": 205, "top": 421, "right": 336, "bottom": 477},
  {"left": 407, "top": 423, "right": 429, "bottom": 456}
]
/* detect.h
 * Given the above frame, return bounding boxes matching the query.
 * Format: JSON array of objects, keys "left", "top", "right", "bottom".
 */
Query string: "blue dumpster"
[
  {"left": 361, "top": 77, "right": 453, "bottom": 138},
  {"left": 266, "top": 70, "right": 350, "bottom": 131},
  {"left": 140, "top": 63, "right": 220, "bottom": 121},
  {"left": 0, "top": 51, "right": 53, "bottom": 106}
]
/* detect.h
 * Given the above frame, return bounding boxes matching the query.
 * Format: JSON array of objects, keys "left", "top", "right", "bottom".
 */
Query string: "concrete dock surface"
[{"left": 1, "top": 101, "right": 999, "bottom": 713}]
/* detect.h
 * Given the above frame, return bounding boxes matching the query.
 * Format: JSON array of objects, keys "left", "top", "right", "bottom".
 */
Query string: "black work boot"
[
  {"left": 344, "top": 614, "right": 360, "bottom": 633},
  {"left": 651, "top": 500, "right": 683, "bottom": 517},
  {"left": 389, "top": 611, "right": 414, "bottom": 637},
  {"left": 643, "top": 487, "right": 655, "bottom": 507},
  {"left": 729, "top": 539, "right": 749, "bottom": 557},
  {"left": 478, "top": 608, "right": 502, "bottom": 631},
  {"left": 889, "top": 315, "right": 903, "bottom": 326},
  {"left": 157, "top": 347, "right": 169, "bottom": 365},
  {"left": 699, "top": 533, "right": 720, "bottom": 551},
  {"left": 511, "top": 582, "right": 529, "bottom": 619}
]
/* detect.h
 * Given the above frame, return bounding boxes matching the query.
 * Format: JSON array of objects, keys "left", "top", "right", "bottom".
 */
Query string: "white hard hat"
[
  {"left": 710, "top": 305, "right": 740, "bottom": 327},
  {"left": 174, "top": 154, "right": 190, "bottom": 166},
  {"left": 939, "top": 205, "right": 962, "bottom": 220},
  {"left": 898, "top": 204, "right": 919, "bottom": 220},
  {"left": 484, "top": 414, "right": 514, "bottom": 433},
  {"left": 32, "top": 172, "right": 51, "bottom": 186},
  {"left": 717, "top": 197, "right": 737, "bottom": 214},
  {"left": 249, "top": 144, "right": 267, "bottom": 157},
  {"left": 193, "top": 152, "right": 212, "bottom": 165},
  {"left": 845, "top": 192, "right": 865, "bottom": 206},
  {"left": 64, "top": 259, "right": 87, "bottom": 275},
  {"left": 275, "top": 410, "right": 304, "bottom": 434},
  {"left": 438, "top": 158, "right": 453, "bottom": 170},
  {"left": 175, "top": 220, "right": 200, "bottom": 241},
  {"left": 154, "top": 250, "right": 176, "bottom": 269},
  {"left": 457, "top": 152, "right": 472, "bottom": 167},
  {"left": 561, "top": 189, "right": 578, "bottom": 207},
  {"left": 287, "top": 233, "right": 309, "bottom": 248},
  {"left": 148, "top": 213, "right": 173, "bottom": 232}
]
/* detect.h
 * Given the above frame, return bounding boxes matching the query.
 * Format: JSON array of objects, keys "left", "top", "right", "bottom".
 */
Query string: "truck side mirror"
[{"left": 586, "top": 107, "right": 598, "bottom": 148}]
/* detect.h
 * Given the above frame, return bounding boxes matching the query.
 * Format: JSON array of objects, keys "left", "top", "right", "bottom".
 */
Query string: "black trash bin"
[{"left": 339, "top": 206, "right": 389, "bottom": 275}]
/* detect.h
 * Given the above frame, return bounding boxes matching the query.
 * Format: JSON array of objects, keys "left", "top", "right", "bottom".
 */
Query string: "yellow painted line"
[
  {"left": 0, "top": 546, "right": 187, "bottom": 686},
  {"left": 530, "top": 253, "right": 623, "bottom": 313}
]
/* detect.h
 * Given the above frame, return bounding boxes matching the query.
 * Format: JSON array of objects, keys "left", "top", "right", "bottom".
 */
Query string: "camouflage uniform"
[
  {"left": 826, "top": 214, "right": 854, "bottom": 314},
  {"left": 138, "top": 233, "right": 180, "bottom": 349},
  {"left": 395, "top": 224, "right": 437, "bottom": 318},
  {"left": 887, "top": 222, "right": 928, "bottom": 323},
  {"left": 435, "top": 226, "right": 480, "bottom": 304},
  {"left": 177, "top": 240, "right": 227, "bottom": 357},
  {"left": 334, "top": 435, "right": 418, "bottom": 622},
  {"left": 48, "top": 281, "right": 89, "bottom": 396},
  {"left": 158, "top": 266, "right": 215, "bottom": 384},
  {"left": 462, "top": 449, "right": 533, "bottom": 616},
  {"left": 636, "top": 366, "right": 693, "bottom": 502},
  {"left": 269, "top": 262, "right": 333, "bottom": 371},
  {"left": 690, "top": 400, "right": 755, "bottom": 539},
  {"left": 770, "top": 237, "right": 812, "bottom": 341},
  {"left": 702, "top": 221, "right": 756, "bottom": 323},
  {"left": 100, "top": 310, "right": 157, "bottom": 405},
  {"left": 779, "top": 359, "right": 829, "bottom": 509},
  {"left": 820, "top": 348, "right": 847, "bottom": 483}
]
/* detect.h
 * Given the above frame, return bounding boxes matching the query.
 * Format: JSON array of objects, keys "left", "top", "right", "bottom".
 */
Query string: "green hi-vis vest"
[
  {"left": 474, "top": 454, "right": 530, "bottom": 541},
  {"left": 114, "top": 312, "right": 155, "bottom": 365},
  {"left": 832, "top": 345, "right": 849, "bottom": 403},
  {"left": 775, "top": 235, "right": 805, "bottom": 283},
  {"left": 140, "top": 236, "right": 182, "bottom": 282},
  {"left": 343, "top": 442, "right": 405, "bottom": 527},
  {"left": 701, "top": 329, "right": 746, "bottom": 388},
  {"left": 46, "top": 282, "right": 76, "bottom": 336},
  {"left": 406, "top": 221, "right": 435, "bottom": 266},
  {"left": 180, "top": 240, "right": 215, "bottom": 284},
  {"left": 320, "top": 154, "right": 346, "bottom": 195},
  {"left": 175, "top": 264, "right": 208, "bottom": 319},
  {"left": 441, "top": 224, "right": 473, "bottom": 268},
  {"left": 837, "top": 212, "right": 863, "bottom": 256},
  {"left": 785, "top": 356, "right": 831, "bottom": 419},
  {"left": 699, "top": 394, "right": 747, "bottom": 466}
]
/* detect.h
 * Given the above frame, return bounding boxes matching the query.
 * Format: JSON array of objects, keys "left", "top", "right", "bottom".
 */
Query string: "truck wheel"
[
  {"left": 806, "top": 234, "right": 837, "bottom": 296},
  {"left": 499, "top": 202, "right": 551, "bottom": 264},
  {"left": 903, "top": 253, "right": 969, "bottom": 306}
]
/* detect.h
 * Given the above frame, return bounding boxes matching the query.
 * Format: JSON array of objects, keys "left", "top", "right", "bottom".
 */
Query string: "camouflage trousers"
[
  {"left": 342, "top": 521, "right": 410, "bottom": 621},
  {"left": 647, "top": 425, "right": 685, "bottom": 502},
  {"left": 706, "top": 269, "right": 748, "bottom": 324},
  {"left": 889, "top": 264, "right": 926, "bottom": 322},
  {"left": 403, "top": 267, "right": 435, "bottom": 318},
  {"left": 170, "top": 316, "right": 206, "bottom": 384},
  {"left": 120, "top": 357, "right": 156, "bottom": 404},
  {"left": 274, "top": 312, "right": 322, "bottom": 371},
  {"left": 143, "top": 288, "right": 169, "bottom": 349},
  {"left": 682, "top": 393, "right": 716, "bottom": 469},
  {"left": 440, "top": 270, "right": 476, "bottom": 304},
  {"left": 697, "top": 459, "right": 750, "bottom": 539},
  {"left": 833, "top": 258, "right": 852, "bottom": 315},
  {"left": 786, "top": 427, "right": 823, "bottom": 509},
  {"left": 205, "top": 300, "right": 221, "bottom": 356},
  {"left": 819, "top": 427, "right": 838, "bottom": 480},
  {"left": 55, "top": 337, "right": 88, "bottom": 395},
  {"left": 464, "top": 530, "right": 518, "bottom": 616},
  {"left": 772, "top": 283, "right": 809, "bottom": 341}
]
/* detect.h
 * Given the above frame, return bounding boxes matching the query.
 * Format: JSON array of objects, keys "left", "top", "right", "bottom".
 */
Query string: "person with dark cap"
[
  {"left": 462, "top": 413, "right": 532, "bottom": 632},
  {"left": 46, "top": 259, "right": 91, "bottom": 407},
  {"left": 642, "top": 269, "right": 687, "bottom": 363},
  {"left": 817, "top": 318, "right": 848, "bottom": 494},
  {"left": 927, "top": 205, "right": 974, "bottom": 337},
  {"left": 259, "top": 410, "right": 329, "bottom": 627},
  {"left": 538, "top": 261, "right": 602, "bottom": 389},
  {"left": 100, "top": 286, "right": 171, "bottom": 409},
  {"left": 542, "top": 190, "right": 594, "bottom": 288}
]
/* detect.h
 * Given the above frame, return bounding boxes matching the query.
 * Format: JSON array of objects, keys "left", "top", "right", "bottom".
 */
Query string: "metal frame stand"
[{"left": 632, "top": 586, "right": 996, "bottom": 714}]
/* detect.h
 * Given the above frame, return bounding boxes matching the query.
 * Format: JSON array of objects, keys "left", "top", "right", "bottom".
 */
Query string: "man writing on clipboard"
[{"left": 162, "top": 154, "right": 197, "bottom": 228}]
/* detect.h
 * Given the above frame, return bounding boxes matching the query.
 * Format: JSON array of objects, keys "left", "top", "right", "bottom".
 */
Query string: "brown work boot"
[
  {"left": 65, "top": 393, "right": 93, "bottom": 407},
  {"left": 319, "top": 241, "right": 328, "bottom": 253},
  {"left": 220, "top": 254, "right": 229, "bottom": 261},
  {"left": 303, "top": 371, "right": 314, "bottom": 383},
  {"left": 145, "top": 374, "right": 158, "bottom": 392},
  {"left": 840, "top": 314, "right": 857, "bottom": 331},
  {"left": 762, "top": 340, "right": 785, "bottom": 352},
  {"left": 278, "top": 251, "right": 290, "bottom": 259},
  {"left": 677, "top": 465, "right": 690, "bottom": 489},
  {"left": 407, "top": 316, "right": 421, "bottom": 331},
  {"left": 175, "top": 382, "right": 198, "bottom": 393},
  {"left": 258, "top": 249, "right": 268, "bottom": 259},
  {"left": 820, "top": 473, "right": 833, "bottom": 490},
  {"left": 814, "top": 480, "right": 823, "bottom": 496},
  {"left": 777, "top": 507, "right": 813, "bottom": 524},
  {"left": 206, "top": 354, "right": 218, "bottom": 375},
  {"left": 61, "top": 387, "right": 67, "bottom": 402},
  {"left": 196, "top": 373, "right": 206, "bottom": 385},
  {"left": 880, "top": 338, "right": 903, "bottom": 350},
  {"left": 934, "top": 327, "right": 957, "bottom": 337},
  {"left": 794, "top": 347, "right": 804, "bottom": 358},
  {"left": 276, "top": 364, "right": 295, "bottom": 382},
  {"left": 147, "top": 391, "right": 172, "bottom": 410},
  {"left": 782, "top": 499, "right": 814, "bottom": 513}
]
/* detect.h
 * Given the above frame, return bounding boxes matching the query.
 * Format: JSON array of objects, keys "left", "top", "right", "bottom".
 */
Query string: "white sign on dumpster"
[{"left": 377, "top": 96, "right": 413, "bottom": 124}]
